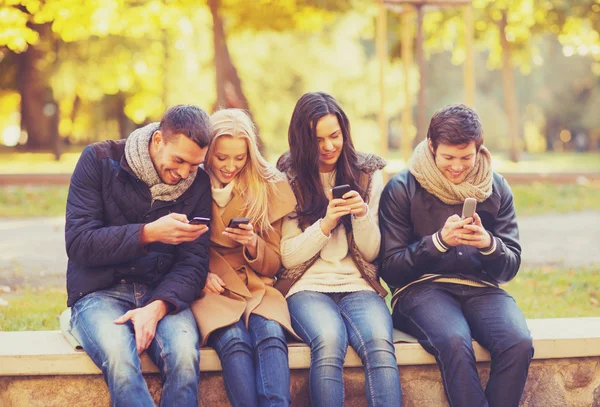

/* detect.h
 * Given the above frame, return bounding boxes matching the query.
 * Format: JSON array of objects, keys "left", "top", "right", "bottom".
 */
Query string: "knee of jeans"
[
  {"left": 435, "top": 333, "right": 473, "bottom": 357},
  {"left": 252, "top": 321, "right": 287, "bottom": 350},
  {"left": 496, "top": 333, "right": 534, "bottom": 361},
  {"left": 311, "top": 329, "right": 347, "bottom": 360},
  {"left": 160, "top": 334, "right": 200, "bottom": 371},
  {"left": 357, "top": 337, "right": 395, "bottom": 359},
  {"left": 217, "top": 331, "right": 253, "bottom": 359}
]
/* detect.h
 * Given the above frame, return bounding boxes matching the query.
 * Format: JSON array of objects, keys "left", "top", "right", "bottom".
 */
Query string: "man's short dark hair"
[
  {"left": 427, "top": 104, "right": 483, "bottom": 152},
  {"left": 159, "top": 105, "right": 211, "bottom": 148}
]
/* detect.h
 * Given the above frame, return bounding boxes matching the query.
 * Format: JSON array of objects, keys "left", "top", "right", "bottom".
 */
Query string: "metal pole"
[
  {"left": 463, "top": 4, "right": 475, "bottom": 106},
  {"left": 377, "top": 1, "right": 388, "bottom": 158},
  {"left": 401, "top": 7, "right": 414, "bottom": 163}
]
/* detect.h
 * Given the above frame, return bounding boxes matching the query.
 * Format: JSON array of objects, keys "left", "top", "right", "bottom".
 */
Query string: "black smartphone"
[
  {"left": 189, "top": 217, "right": 211, "bottom": 225},
  {"left": 332, "top": 184, "right": 351, "bottom": 200},
  {"left": 227, "top": 217, "right": 250, "bottom": 228}
]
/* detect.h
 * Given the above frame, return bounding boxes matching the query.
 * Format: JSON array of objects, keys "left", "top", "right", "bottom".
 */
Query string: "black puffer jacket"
[
  {"left": 65, "top": 140, "right": 211, "bottom": 311},
  {"left": 379, "top": 168, "right": 521, "bottom": 291}
]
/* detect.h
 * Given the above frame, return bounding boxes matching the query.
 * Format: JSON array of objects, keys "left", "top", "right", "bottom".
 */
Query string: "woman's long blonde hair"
[{"left": 206, "top": 109, "right": 285, "bottom": 235}]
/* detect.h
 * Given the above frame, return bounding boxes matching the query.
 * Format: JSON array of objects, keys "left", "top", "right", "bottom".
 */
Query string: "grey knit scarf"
[
  {"left": 408, "top": 139, "right": 493, "bottom": 205},
  {"left": 125, "top": 122, "right": 196, "bottom": 203}
]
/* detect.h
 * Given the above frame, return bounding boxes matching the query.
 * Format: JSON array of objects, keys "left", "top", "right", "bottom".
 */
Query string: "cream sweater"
[{"left": 281, "top": 170, "right": 384, "bottom": 297}]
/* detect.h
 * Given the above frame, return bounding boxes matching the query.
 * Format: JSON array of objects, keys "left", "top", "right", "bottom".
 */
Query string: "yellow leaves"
[
  {"left": 124, "top": 93, "right": 164, "bottom": 124},
  {"left": 0, "top": 6, "right": 40, "bottom": 52}
]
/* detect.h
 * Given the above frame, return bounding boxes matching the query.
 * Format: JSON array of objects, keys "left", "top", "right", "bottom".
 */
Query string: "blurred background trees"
[{"left": 0, "top": 0, "right": 598, "bottom": 162}]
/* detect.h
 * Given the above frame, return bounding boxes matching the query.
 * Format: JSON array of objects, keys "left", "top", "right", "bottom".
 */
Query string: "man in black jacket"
[
  {"left": 379, "top": 104, "right": 533, "bottom": 407},
  {"left": 66, "top": 105, "right": 212, "bottom": 406}
]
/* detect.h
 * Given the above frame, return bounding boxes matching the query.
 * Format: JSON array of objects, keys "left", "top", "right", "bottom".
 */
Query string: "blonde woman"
[{"left": 190, "top": 109, "right": 298, "bottom": 407}]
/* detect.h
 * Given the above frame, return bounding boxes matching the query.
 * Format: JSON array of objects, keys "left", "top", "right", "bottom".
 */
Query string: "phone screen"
[
  {"left": 189, "top": 217, "right": 210, "bottom": 225},
  {"left": 332, "top": 184, "right": 351, "bottom": 200}
]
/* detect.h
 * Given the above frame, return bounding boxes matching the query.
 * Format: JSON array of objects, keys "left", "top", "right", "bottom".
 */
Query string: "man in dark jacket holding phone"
[
  {"left": 66, "top": 105, "right": 212, "bottom": 406},
  {"left": 379, "top": 104, "right": 533, "bottom": 407}
]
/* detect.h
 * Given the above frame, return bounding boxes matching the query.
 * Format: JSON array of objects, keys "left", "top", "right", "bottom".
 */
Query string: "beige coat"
[{"left": 190, "top": 180, "right": 299, "bottom": 346}]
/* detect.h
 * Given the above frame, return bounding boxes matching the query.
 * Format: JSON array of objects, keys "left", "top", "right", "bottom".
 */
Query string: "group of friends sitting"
[{"left": 65, "top": 92, "right": 534, "bottom": 407}]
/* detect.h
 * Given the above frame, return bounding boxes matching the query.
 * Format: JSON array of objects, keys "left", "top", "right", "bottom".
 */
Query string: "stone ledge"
[{"left": 1, "top": 317, "right": 599, "bottom": 376}]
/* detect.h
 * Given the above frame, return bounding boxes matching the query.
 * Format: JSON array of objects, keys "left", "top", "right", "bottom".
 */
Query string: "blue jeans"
[
  {"left": 70, "top": 283, "right": 200, "bottom": 407},
  {"left": 287, "top": 290, "right": 402, "bottom": 407},
  {"left": 208, "top": 314, "right": 291, "bottom": 407},
  {"left": 393, "top": 283, "right": 534, "bottom": 407}
]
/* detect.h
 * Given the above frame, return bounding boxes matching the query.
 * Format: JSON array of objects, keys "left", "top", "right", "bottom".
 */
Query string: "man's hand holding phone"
[
  {"left": 141, "top": 213, "right": 209, "bottom": 245},
  {"left": 459, "top": 212, "right": 492, "bottom": 249}
]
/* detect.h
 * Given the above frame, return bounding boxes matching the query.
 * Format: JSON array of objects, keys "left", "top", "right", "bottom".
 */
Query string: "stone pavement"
[{"left": 0, "top": 212, "right": 598, "bottom": 288}]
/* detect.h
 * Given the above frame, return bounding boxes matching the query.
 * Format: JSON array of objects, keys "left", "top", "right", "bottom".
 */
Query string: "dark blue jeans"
[
  {"left": 288, "top": 290, "right": 402, "bottom": 407},
  {"left": 70, "top": 283, "right": 200, "bottom": 407},
  {"left": 393, "top": 282, "right": 534, "bottom": 407},
  {"left": 208, "top": 314, "right": 291, "bottom": 407}
]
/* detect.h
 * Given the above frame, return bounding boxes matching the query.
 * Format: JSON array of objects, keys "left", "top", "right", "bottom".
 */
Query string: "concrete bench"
[{"left": 1, "top": 317, "right": 599, "bottom": 406}]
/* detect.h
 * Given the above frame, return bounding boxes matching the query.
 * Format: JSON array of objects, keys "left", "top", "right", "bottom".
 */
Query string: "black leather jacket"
[{"left": 379, "top": 169, "right": 521, "bottom": 292}]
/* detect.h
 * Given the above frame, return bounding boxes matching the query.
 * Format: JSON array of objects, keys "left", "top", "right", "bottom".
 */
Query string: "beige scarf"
[
  {"left": 125, "top": 122, "right": 196, "bottom": 203},
  {"left": 408, "top": 140, "right": 493, "bottom": 205},
  {"left": 208, "top": 170, "right": 235, "bottom": 208}
]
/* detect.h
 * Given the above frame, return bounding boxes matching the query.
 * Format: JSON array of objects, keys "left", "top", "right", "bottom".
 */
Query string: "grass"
[
  {"left": 1, "top": 181, "right": 598, "bottom": 218},
  {"left": 0, "top": 266, "right": 597, "bottom": 331},
  {"left": 0, "top": 185, "right": 68, "bottom": 217},
  {"left": 0, "top": 151, "right": 81, "bottom": 174},
  {"left": 512, "top": 181, "right": 600, "bottom": 216},
  {"left": 1, "top": 150, "right": 600, "bottom": 175},
  {"left": 504, "top": 265, "right": 600, "bottom": 318},
  {"left": 0, "top": 287, "right": 67, "bottom": 331}
]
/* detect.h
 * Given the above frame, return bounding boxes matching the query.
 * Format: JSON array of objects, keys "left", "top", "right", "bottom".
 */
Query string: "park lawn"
[
  {"left": 0, "top": 185, "right": 69, "bottom": 217},
  {"left": 0, "top": 287, "right": 67, "bottom": 331},
  {"left": 1, "top": 182, "right": 599, "bottom": 218},
  {"left": 1, "top": 266, "right": 598, "bottom": 331},
  {"left": 503, "top": 266, "right": 600, "bottom": 318},
  {"left": 0, "top": 151, "right": 81, "bottom": 174},
  {"left": 1, "top": 150, "right": 600, "bottom": 175}
]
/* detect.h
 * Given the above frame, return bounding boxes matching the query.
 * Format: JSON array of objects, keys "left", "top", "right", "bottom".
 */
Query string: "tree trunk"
[
  {"left": 208, "top": 0, "right": 264, "bottom": 152},
  {"left": 499, "top": 11, "right": 520, "bottom": 162},
  {"left": 114, "top": 93, "right": 136, "bottom": 139},
  {"left": 15, "top": 22, "right": 60, "bottom": 155}
]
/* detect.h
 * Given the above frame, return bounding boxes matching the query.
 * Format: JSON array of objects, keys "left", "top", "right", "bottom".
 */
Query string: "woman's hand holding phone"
[
  {"left": 340, "top": 190, "right": 368, "bottom": 218},
  {"left": 223, "top": 221, "right": 259, "bottom": 257},
  {"left": 321, "top": 194, "right": 351, "bottom": 237}
]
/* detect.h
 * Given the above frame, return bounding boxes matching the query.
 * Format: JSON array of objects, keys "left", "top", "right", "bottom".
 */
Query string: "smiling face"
[
  {"left": 149, "top": 131, "right": 206, "bottom": 185},
  {"left": 315, "top": 114, "right": 344, "bottom": 173},
  {"left": 430, "top": 140, "right": 477, "bottom": 184},
  {"left": 209, "top": 135, "right": 248, "bottom": 185}
]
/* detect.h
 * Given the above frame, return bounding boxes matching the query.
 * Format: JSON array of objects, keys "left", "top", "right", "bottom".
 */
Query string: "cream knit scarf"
[
  {"left": 408, "top": 140, "right": 493, "bottom": 204},
  {"left": 125, "top": 122, "right": 196, "bottom": 203},
  {"left": 208, "top": 170, "right": 235, "bottom": 208}
]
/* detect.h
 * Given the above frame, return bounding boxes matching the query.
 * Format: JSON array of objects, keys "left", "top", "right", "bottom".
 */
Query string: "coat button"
[
  {"left": 458, "top": 251, "right": 463, "bottom": 256},
  {"left": 121, "top": 279, "right": 126, "bottom": 284}
]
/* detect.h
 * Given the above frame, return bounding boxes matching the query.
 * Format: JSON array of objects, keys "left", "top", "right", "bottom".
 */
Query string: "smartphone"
[
  {"left": 227, "top": 217, "right": 250, "bottom": 228},
  {"left": 332, "top": 184, "right": 351, "bottom": 200},
  {"left": 189, "top": 217, "right": 211, "bottom": 225},
  {"left": 461, "top": 198, "right": 477, "bottom": 220}
]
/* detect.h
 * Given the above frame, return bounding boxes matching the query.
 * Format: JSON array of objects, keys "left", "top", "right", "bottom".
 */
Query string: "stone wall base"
[{"left": 1, "top": 357, "right": 598, "bottom": 406}]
